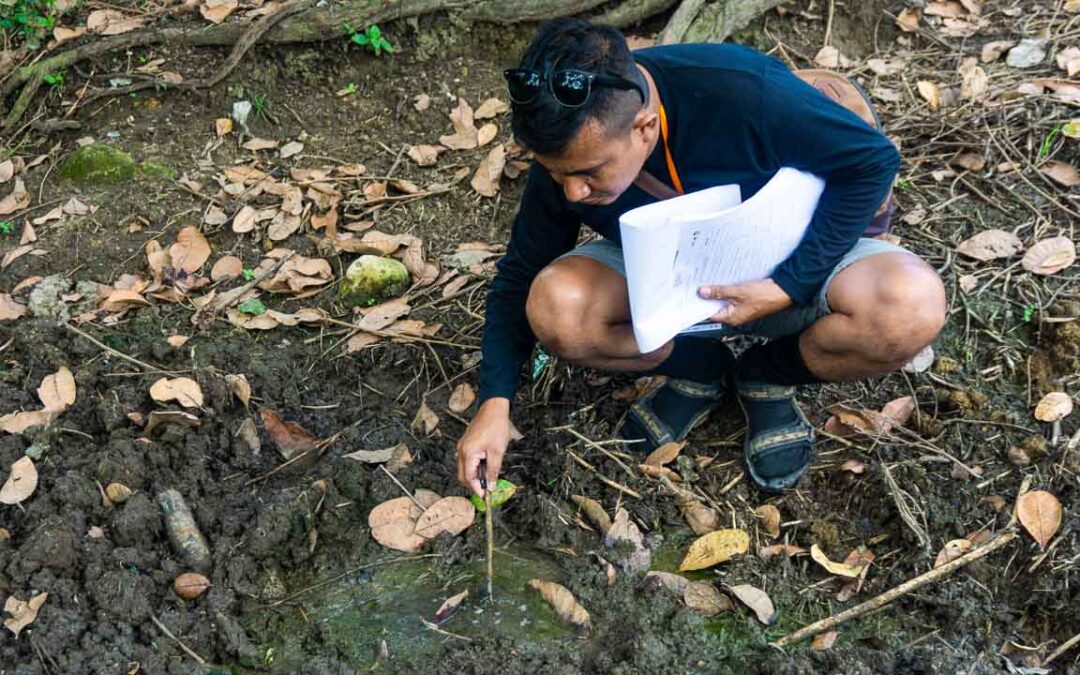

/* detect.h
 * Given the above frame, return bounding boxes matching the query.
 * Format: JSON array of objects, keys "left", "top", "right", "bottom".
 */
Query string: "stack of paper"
[{"left": 620, "top": 167, "right": 825, "bottom": 353}]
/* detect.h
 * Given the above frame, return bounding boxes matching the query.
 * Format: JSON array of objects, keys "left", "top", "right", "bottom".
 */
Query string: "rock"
[
  {"left": 339, "top": 255, "right": 409, "bottom": 307},
  {"left": 27, "top": 275, "right": 73, "bottom": 322},
  {"left": 60, "top": 144, "right": 138, "bottom": 184},
  {"left": 1006, "top": 39, "right": 1047, "bottom": 68}
]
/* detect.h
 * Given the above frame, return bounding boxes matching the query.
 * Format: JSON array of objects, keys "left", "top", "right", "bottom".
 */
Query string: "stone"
[
  {"left": 339, "top": 255, "right": 409, "bottom": 308},
  {"left": 59, "top": 143, "right": 137, "bottom": 184},
  {"left": 1006, "top": 39, "right": 1047, "bottom": 68}
]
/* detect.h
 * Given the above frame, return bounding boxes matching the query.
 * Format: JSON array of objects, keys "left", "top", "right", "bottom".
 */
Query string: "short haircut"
[{"left": 511, "top": 19, "right": 646, "bottom": 156}]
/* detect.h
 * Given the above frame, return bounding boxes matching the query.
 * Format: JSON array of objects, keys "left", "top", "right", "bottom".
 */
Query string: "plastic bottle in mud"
[{"left": 157, "top": 488, "right": 212, "bottom": 573}]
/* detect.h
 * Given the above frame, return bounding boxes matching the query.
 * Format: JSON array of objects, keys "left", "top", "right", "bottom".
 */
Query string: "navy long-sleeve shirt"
[{"left": 478, "top": 43, "right": 900, "bottom": 403}]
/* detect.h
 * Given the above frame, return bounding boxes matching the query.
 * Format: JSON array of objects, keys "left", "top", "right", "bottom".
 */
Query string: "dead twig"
[
  {"left": 149, "top": 613, "right": 207, "bottom": 665},
  {"left": 64, "top": 323, "right": 171, "bottom": 373},
  {"left": 552, "top": 426, "right": 637, "bottom": 480},
  {"left": 565, "top": 449, "right": 641, "bottom": 499}
]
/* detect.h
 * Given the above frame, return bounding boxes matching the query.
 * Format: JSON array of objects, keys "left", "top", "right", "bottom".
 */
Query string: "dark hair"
[{"left": 511, "top": 19, "right": 646, "bottom": 156}]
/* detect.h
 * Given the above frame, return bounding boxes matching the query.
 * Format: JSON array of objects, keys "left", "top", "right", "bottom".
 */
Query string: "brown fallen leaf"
[
  {"left": 933, "top": 538, "right": 973, "bottom": 568},
  {"left": 346, "top": 332, "right": 381, "bottom": 353},
  {"left": 813, "top": 45, "right": 852, "bottom": 69},
  {"left": 149, "top": 377, "right": 204, "bottom": 408},
  {"left": 896, "top": 7, "right": 920, "bottom": 31},
  {"left": 840, "top": 458, "right": 866, "bottom": 474},
  {"left": 1, "top": 244, "right": 36, "bottom": 270},
  {"left": 0, "top": 456, "right": 38, "bottom": 505},
  {"left": 414, "top": 496, "right": 475, "bottom": 539},
  {"left": 261, "top": 409, "right": 319, "bottom": 460},
  {"left": 1015, "top": 490, "right": 1063, "bottom": 548},
  {"left": 811, "top": 544, "right": 865, "bottom": 578},
  {"left": 20, "top": 221, "right": 36, "bottom": 246},
  {"left": 571, "top": 495, "right": 612, "bottom": 534},
  {"left": 880, "top": 396, "right": 916, "bottom": 428},
  {"left": 981, "top": 40, "right": 1014, "bottom": 63},
  {"left": 755, "top": 504, "right": 781, "bottom": 538},
  {"left": 950, "top": 150, "right": 986, "bottom": 172},
  {"left": 528, "top": 580, "right": 591, "bottom": 633},
  {"left": 1034, "top": 391, "right": 1073, "bottom": 421},
  {"left": 3, "top": 592, "right": 47, "bottom": 637},
  {"left": 407, "top": 144, "right": 445, "bottom": 167},
  {"left": 917, "top": 81, "right": 941, "bottom": 111},
  {"left": 242, "top": 138, "right": 279, "bottom": 152},
  {"left": 344, "top": 443, "right": 404, "bottom": 464},
  {"left": 811, "top": 630, "right": 839, "bottom": 651},
  {"left": 471, "top": 143, "right": 506, "bottom": 197},
  {"left": 679, "top": 529, "right": 750, "bottom": 571},
  {"left": 643, "top": 571, "right": 689, "bottom": 596},
  {"left": 224, "top": 373, "right": 251, "bottom": 409},
  {"left": 434, "top": 589, "right": 468, "bottom": 623},
  {"left": 211, "top": 255, "right": 244, "bottom": 281},
  {"left": 86, "top": 9, "right": 146, "bottom": 34},
  {"left": 958, "top": 58, "right": 988, "bottom": 100},
  {"left": 728, "top": 584, "right": 776, "bottom": 625},
  {"left": 474, "top": 97, "right": 509, "bottom": 119},
  {"left": 477, "top": 123, "right": 498, "bottom": 148},
  {"left": 680, "top": 500, "right": 720, "bottom": 536},
  {"left": 214, "top": 118, "right": 233, "bottom": 136},
  {"left": 200, "top": 0, "right": 238, "bottom": 24},
  {"left": 412, "top": 401, "right": 439, "bottom": 435},
  {"left": 684, "top": 581, "right": 731, "bottom": 616},
  {"left": 169, "top": 226, "right": 212, "bottom": 273},
  {"left": 439, "top": 98, "right": 479, "bottom": 150},
  {"left": 369, "top": 496, "right": 427, "bottom": 553},
  {"left": 956, "top": 229, "right": 1023, "bottom": 261},
  {"left": 643, "top": 440, "right": 685, "bottom": 466},
  {"left": 1040, "top": 160, "right": 1080, "bottom": 187},
  {"left": 0, "top": 410, "right": 59, "bottom": 435},
  {"left": 0, "top": 294, "right": 27, "bottom": 321},
  {"left": 447, "top": 383, "right": 476, "bottom": 413},
  {"left": 759, "top": 544, "right": 808, "bottom": 561},
  {"left": 37, "top": 366, "right": 76, "bottom": 412},
  {"left": 1021, "top": 236, "right": 1076, "bottom": 276},
  {"left": 604, "top": 508, "right": 651, "bottom": 573},
  {"left": 358, "top": 298, "right": 411, "bottom": 332}
]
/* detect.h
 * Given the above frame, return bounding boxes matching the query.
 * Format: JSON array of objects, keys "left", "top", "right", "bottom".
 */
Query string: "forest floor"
[{"left": 0, "top": 1, "right": 1078, "bottom": 673}]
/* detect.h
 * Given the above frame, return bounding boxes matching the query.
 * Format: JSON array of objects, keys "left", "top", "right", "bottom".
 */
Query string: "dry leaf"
[
  {"left": 679, "top": 529, "right": 750, "bottom": 571},
  {"left": 644, "top": 571, "right": 689, "bottom": 596},
  {"left": 956, "top": 229, "right": 1023, "bottom": 261},
  {"left": 407, "top": 144, "right": 444, "bottom": 167},
  {"left": 643, "top": 440, "right": 685, "bottom": 466},
  {"left": 571, "top": 495, "right": 612, "bottom": 533},
  {"left": 1035, "top": 391, "right": 1073, "bottom": 421},
  {"left": 447, "top": 383, "right": 476, "bottom": 413},
  {"left": 169, "top": 226, "right": 212, "bottom": 273},
  {"left": 346, "top": 332, "right": 381, "bottom": 352},
  {"left": 0, "top": 410, "right": 58, "bottom": 434},
  {"left": 813, "top": 45, "right": 851, "bottom": 69},
  {"left": 358, "top": 298, "right": 411, "bottom": 332},
  {"left": 38, "top": 366, "right": 75, "bottom": 412},
  {"left": 211, "top": 255, "right": 243, "bottom": 281},
  {"left": 881, "top": 396, "right": 916, "bottom": 427},
  {"left": 144, "top": 410, "right": 200, "bottom": 436},
  {"left": 280, "top": 141, "right": 304, "bottom": 159},
  {"left": 105, "top": 482, "right": 133, "bottom": 504},
  {"left": 4, "top": 592, "right": 47, "bottom": 637},
  {"left": 412, "top": 401, "right": 439, "bottom": 435},
  {"left": 474, "top": 97, "right": 508, "bottom": 119},
  {"left": 917, "top": 81, "right": 941, "bottom": 111},
  {"left": 811, "top": 630, "right": 839, "bottom": 651},
  {"left": 20, "top": 221, "right": 36, "bottom": 246},
  {"left": 1, "top": 244, "right": 35, "bottom": 269},
  {"left": 0, "top": 180, "right": 30, "bottom": 215},
  {"left": 369, "top": 496, "right": 427, "bottom": 552},
  {"left": 0, "top": 159, "right": 18, "bottom": 183},
  {"left": 754, "top": 504, "right": 781, "bottom": 538},
  {"left": 434, "top": 590, "right": 468, "bottom": 623},
  {"left": 0, "top": 456, "right": 38, "bottom": 505},
  {"left": 604, "top": 508, "right": 651, "bottom": 572},
  {"left": 413, "top": 94, "right": 431, "bottom": 112},
  {"left": 728, "top": 584, "right": 776, "bottom": 625},
  {"left": 925, "top": 0, "right": 966, "bottom": 17},
  {"left": 950, "top": 150, "right": 985, "bottom": 172},
  {"left": 933, "top": 538, "right": 973, "bottom": 568},
  {"left": 680, "top": 500, "right": 720, "bottom": 535},
  {"left": 415, "top": 496, "right": 475, "bottom": 538},
  {"left": 344, "top": 443, "right": 401, "bottom": 464},
  {"left": 224, "top": 373, "right": 251, "bottom": 408},
  {"left": 149, "top": 377, "right": 204, "bottom": 408},
  {"left": 99, "top": 289, "right": 151, "bottom": 313},
  {"left": 896, "top": 7, "right": 920, "bottom": 31},
  {"left": 0, "top": 294, "right": 27, "bottom": 321},
  {"left": 215, "top": 118, "right": 233, "bottom": 136},
  {"left": 811, "top": 544, "right": 865, "bottom": 578},
  {"left": 1040, "top": 160, "right": 1080, "bottom": 187},
  {"left": 440, "top": 98, "right": 479, "bottom": 150},
  {"left": 759, "top": 544, "right": 808, "bottom": 561},
  {"left": 981, "top": 40, "right": 1014, "bottom": 63},
  {"left": 242, "top": 138, "right": 279, "bottom": 151},
  {"left": 841, "top": 458, "right": 867, "bottom": 474},
  {"left": 1021, "top": 236, "right": 1076, "bottom": 276},
  {"left": 86, "top": 9, "right": 145, "bottom": 34},
  {"left": 1016, "top": 490, "right": 1062, "bottom": 548},
  {"left": 232, "top": 205, "right": 257, "bottom": 234},
  {"left": 528, "top": 580, "right": 591, "bottom": 633},
  {"left": 237, "top": 417, "right": 260, "bottom": 454},
  {"left": 477, "top": 123, "right": 498, "bottom": 148},
  {"left": 200, "top": 0, "right": 238, "bottom": 24},
  {"left": 1057, "top": 46, "right": 1080, "bottom": 76},
  {"left": 471, "top": 144, "right": 506, "bottom": 197},
  {"left": 260, "top": 409, "right": 319, "bottom": 460},
  {"left": 684, "top": 581, "right": 731, "bottom": 616}
]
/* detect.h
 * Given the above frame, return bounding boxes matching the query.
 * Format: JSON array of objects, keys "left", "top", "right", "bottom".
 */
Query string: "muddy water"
[{"left": 263, "top": 545, "right": 571, "bottom": 670}]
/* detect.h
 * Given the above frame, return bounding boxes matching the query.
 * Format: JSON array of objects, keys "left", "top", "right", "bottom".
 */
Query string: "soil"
[{"left": 1, "top": 3, "right": 1079, "bottom": 675}]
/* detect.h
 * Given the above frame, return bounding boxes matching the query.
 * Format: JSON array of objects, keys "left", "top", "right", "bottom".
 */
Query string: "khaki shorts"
[{"left": 561, "top": 237, "right": 910, "bottom": 339}]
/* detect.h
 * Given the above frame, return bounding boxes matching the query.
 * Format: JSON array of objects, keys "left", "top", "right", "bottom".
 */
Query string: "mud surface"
[{"left": 1, "top": 3, "right": 1079, "bottom": 674}]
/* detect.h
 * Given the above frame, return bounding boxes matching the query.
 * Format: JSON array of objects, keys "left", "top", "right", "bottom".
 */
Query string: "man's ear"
[{"left": 632, "top": 108, "right": 659, "bottom": 143}]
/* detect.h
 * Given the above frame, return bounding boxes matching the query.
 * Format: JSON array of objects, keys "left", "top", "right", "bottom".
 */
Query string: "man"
[{"left": 456, "top": 19, "right": 946, "bottom": 496}]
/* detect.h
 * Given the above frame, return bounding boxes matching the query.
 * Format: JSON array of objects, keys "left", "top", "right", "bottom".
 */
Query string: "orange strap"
[{"left": 658, "top": 103, "right": 684, "bottom": 196}]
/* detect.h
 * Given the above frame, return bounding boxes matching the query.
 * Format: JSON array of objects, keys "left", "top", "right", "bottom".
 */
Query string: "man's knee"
[
  {"left": 526, "top": 262, "right": 597, "bottom": 362},
  {"left": 860, "top": 261, "right": 947, "bottom": 363}
]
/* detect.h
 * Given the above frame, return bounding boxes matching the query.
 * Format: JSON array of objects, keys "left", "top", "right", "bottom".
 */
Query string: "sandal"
[
  {"left": 619, "top": 378, "right": 727, "bottom": 453},
  {"left": 736, "top": 383, "right": 815, "bottom": 493}
]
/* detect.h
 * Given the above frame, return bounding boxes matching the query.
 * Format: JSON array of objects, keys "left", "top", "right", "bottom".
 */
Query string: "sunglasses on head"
[{"left": 503, "top": 67, "right": 646, "bottom": 108}]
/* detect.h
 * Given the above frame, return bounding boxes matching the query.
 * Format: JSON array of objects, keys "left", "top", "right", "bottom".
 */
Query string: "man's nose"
[{"left": 562, "top": 178, "right": 591, "bottom": 203}]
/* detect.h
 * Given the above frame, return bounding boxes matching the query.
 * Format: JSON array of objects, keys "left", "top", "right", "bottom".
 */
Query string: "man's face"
[{"left": 535, "top": 115, "right": 656, "bottom": 206}]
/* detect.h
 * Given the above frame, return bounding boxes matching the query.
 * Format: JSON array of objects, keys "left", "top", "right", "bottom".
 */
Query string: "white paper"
[{"left": 620, "top": 168, "right": 825, "bottom": 353}]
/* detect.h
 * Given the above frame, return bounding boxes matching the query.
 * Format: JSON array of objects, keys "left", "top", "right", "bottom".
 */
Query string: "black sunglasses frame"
[{"left": 503, "top": 67, "right": 646, "bottom": 108}]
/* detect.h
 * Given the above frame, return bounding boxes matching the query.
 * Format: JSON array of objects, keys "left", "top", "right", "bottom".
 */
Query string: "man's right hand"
[{"left": 456, "top": 397, "right": 512, "bottom": 497}]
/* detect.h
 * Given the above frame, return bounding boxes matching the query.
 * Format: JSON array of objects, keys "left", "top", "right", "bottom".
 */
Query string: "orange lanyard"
[{"left": 658, "top": 103, "right": 684, "bottom": 195}]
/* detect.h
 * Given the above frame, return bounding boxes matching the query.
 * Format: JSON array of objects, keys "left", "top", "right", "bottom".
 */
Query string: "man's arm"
[{"left": 761, "top": 64, "right": 902, "bottom": 306}]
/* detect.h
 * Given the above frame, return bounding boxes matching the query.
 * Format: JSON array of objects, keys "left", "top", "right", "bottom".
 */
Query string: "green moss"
[
  {"left": 137, "top": 162, "right": 176, "bottom": 180},
  {"left": 59, "top": 144, "right": 137, "bottom": 184}
]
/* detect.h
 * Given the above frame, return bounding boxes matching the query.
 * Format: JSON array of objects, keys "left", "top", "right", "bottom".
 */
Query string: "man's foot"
[
  {"left": 736, "top": 382, "right": 814, "bottom": 492},
  {"left": 619, "top": 378, "right": 727, "bottom": 452}
]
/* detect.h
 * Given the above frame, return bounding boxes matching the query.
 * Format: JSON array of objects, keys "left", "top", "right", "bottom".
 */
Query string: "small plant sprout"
[
  {"left": 1022, "top": 304, "right": 1036, "bottom": 323},
  {"left": 345, "top": 23, "right": 394, "bottom": 57},
  {"left": 0, "top": 221, "right": 14, "bottom": 235},
  {"left": 1039, "top": 125, "right": 1062, "bottom": 159},
  {"left": 242, "top": 268, "right": 255, "bottom": 281},
  {"left": 337, "top": 82, "right": 358, "bottom": 97},
  {"left": 252, "top": 94, "right": 270, "bottom": 121},
  {"left": 43, "top": 71, "right": 63, "bottom": 86},
  {"left": 238, "top": 298, "right": 267, "bottom": 316}
]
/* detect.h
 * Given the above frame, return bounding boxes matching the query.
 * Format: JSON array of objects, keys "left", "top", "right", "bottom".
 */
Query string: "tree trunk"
[{"left": 683, "top": 0, "right": 784, "bottom": 43}]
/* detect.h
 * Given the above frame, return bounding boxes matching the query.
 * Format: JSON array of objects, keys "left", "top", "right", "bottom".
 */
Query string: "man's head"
[{"left": 510, "top": 19, "right": 659, "bottom": 206}]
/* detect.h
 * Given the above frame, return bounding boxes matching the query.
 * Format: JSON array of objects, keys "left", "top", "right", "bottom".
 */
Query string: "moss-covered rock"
[
  {"left": 60, "top": 144, "right": 137, "bottom": 184},
  {"left": 339, "top": 255, "right": 409, "bottom": 307}
]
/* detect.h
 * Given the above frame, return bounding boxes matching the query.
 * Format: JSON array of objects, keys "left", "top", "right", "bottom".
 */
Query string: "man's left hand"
[{"left": 698, "top": 279, "right": 793, "bottom": 326}]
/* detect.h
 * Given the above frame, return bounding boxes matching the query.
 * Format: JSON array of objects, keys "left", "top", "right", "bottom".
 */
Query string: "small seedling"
[
  {"left": 43, "top": 71, "right": 63, "bottom": 86},
  {"left": 895, "top": 178, "right": 913, "bottom": 191},
  {"left": 1022, "top": 304, "right": 1036, "bottom": 323},
  {"left": 0, "top": 221, "right": 13, "bottom": 235},
  {"left": 531, "top": 348, "right": 551, "bottom": 379},
  {"left": 345, "top": 23, "right": 393, "bottom": 57},
  {"left": 238, "top": 298, "right": 267, "bottom": 316},
  {"left": 0, "top": 0, "right": 57, "bottom": 49},
  {"left": 1039, "top": 125, "right": 1062, "bottom": 159},
  {"left": 242, "top": 268, "right": 255, "bottom": 281},
  {"left": 337, "top": 82, "right": 358, "bottom": 97},
  {"left": 252, "top": 93, "right": 270, "bottom": 121}
]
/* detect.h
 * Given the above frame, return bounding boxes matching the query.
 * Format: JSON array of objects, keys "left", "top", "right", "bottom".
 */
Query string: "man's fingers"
[
  {"left": 467, "top": 477, "right": 485, "bottom": 497},
  {"left": 698, "top": 284, "right": 735, "bottom": 300},
  {"left": 484, "top": 452, "right": 503, "bottom": 488}
]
